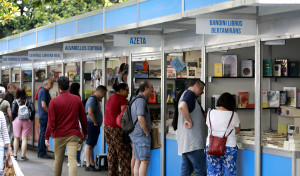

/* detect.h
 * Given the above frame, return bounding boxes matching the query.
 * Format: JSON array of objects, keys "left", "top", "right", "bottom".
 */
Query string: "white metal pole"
[
  {"left": 101, "top": 47, "right": 106, "bottom": 154},
  {"left": 160, "top": 29, "right": 166, "bottom": 176},
  {"left": 254, "top": 6, "right": 262, "bottom": 176},
  {"left": 80, "top": 55, "right": 84, "bottom": 101}
]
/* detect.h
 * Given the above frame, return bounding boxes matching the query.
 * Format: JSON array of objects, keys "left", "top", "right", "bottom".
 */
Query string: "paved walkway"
[{"left": 15, "top": 147, "right": 108, "bottom": 176}]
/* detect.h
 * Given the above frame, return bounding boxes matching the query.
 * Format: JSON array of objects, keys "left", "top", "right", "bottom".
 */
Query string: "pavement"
[{"left": 15, "top": 146, "right": 108, "bottom": 176}]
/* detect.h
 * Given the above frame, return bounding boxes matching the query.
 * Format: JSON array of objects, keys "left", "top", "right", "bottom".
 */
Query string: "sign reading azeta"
[
  {"left": 196, "top": 18, "right": 256, "bottom": 35},
  {"left": 114, "top": 34, "right": 161, "bottom": 47}
]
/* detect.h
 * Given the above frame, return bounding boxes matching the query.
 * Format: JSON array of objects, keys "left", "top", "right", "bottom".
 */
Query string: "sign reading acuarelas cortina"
[
  {"left": 113, "top": 34, "right": 161, "bottom": 47},
  {"left": 196, "top": 18, "right": 256, "bottom": 35},
  {"left": 63, "top": 43, "right": 103, "bottom": 53}
]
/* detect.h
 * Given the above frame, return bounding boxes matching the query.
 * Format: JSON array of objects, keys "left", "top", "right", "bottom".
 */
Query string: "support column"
[
  {"left": 8, "top": 65, "right": 12, "bottom": 83},
  {"left": 80, "top": 57, "right": 84, "bottom": 100},
  {"left": 160, "top": 29, "right": 166, "bottom": 176},
  {"left": 20, "top": 65, "right": 23, "bottom": 88},
  {"left": 0, "top": 68, "right": 2, "bottom": 84},
  {"left": 101, "top": 47, "right": 107, "bottom": 154},
  {"left": 201, "top": 35, "right": 206, "bottom": 109},
  {"left": 254, "top": 6, "right": 262, "bottom": 176},
  {"left": 128, "top": 52, "right": 132, "bottom": 96}
]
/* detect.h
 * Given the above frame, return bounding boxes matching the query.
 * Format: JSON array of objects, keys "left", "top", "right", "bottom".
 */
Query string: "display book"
[
  {"left": 213, "top": 55, "right": 254, "bottom": 77},
  {"left": 166, "top": 55, "right": 201, "bottom": 79},
  {"left": 262, "top": 87, "right": 298, "bottom": 108},
  {"left": 263, "top": 59, "right": 299, "bottom": 77}
]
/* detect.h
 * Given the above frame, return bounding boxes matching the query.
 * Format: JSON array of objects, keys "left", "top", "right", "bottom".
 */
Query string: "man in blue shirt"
[
  {"left": 84, "top": 85, "right": 107, "bottom": 171},
  {"left": 130, "top": 81, "right": 154, "bottom": 176},
  {"left": 37, "top": 78, "right": 53, "bottom": 159}
]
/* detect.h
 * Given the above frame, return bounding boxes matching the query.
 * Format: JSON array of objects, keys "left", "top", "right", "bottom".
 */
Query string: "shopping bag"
[
  {"left": 3, "top": 157, "right": 15, "bottom": 176},
  {"left": 11, "top": 157, "right": 24, "bottom": 176}
]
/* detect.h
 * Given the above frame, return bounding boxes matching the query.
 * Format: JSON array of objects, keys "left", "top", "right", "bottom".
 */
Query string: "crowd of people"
[{"left": 0, "top": 64, "right": 240, "bottom": 176}]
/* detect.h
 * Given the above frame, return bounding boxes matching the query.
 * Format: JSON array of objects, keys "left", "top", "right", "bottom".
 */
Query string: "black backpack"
[
  {"left": 172, "top": 90, "right": 205, "bottom": 131},
  {"left": 120, "top": 96, "right": 146, "bottom": 134},
  {"left": 172, "top": 90, "right": 184, "bottom": 131}
]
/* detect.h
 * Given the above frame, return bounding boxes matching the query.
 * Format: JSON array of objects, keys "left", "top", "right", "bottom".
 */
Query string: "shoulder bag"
[{"left": 208, "top": 110, "right": 234, "bottom": 156}]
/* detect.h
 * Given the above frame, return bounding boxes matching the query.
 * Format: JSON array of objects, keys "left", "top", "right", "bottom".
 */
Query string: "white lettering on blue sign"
[{"left": 130, "top": 37, "right": 147, "bottom": 45}]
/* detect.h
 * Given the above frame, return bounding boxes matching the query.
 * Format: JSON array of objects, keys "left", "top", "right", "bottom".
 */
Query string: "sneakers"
[
  {"left": 20, "top": 156, "right": 29, "bottom": 161},
  {"left": 85, "top": 165, "right": 97, "bottom": 172},
  {"left": 38, "top": 154, "right": 53, "bottom": 159}
]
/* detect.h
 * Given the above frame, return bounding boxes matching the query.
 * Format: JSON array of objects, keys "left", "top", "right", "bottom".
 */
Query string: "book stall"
[{"left": 2, "top": 0, "right": 300, "bottom": 175}]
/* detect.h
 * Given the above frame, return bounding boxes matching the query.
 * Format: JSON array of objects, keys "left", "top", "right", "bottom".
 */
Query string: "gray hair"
[{"left": 43, "top": 78, "right": 52, "bottom": 86}]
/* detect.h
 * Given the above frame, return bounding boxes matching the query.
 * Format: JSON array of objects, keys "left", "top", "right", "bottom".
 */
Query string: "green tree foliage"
[{"left": 0, "top": 0, "right": 128, "bottom": 38}]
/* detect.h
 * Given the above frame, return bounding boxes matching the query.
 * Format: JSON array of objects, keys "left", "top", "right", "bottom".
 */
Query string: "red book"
[{"left": 238, "top": 92, "right": 249, "bottom": 108}]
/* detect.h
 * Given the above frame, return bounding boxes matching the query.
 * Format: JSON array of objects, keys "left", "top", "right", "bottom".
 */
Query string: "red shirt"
[
  {"left": 45, "top": 91, "right": 87, "bottom": 140},
  {"left": 104, "top": 93, "right": 127, "bottom": 127}
]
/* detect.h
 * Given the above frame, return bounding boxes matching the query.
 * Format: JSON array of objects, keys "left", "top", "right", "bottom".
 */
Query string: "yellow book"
[
  {"left": 214, "top": 63, "right": 223, "bottom": 77},
  {"left": 278, "top": 124, "right": 287, "bottom": 135}
]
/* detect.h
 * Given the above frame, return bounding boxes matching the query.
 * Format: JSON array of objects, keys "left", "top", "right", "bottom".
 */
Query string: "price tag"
[{"left": 171, "top": 57, "right": 185, "bottom": 73}]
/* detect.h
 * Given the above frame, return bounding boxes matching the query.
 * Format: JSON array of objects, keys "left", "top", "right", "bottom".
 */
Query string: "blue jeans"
[
  {"left": 0, "top": 146, "right": 4, "bottom": 175},
  {"left": 181, "top": 149, "right": 206, "bottom": 176},
  {"left": 38, "top": 118, "right": 48, "bottom": 157}
]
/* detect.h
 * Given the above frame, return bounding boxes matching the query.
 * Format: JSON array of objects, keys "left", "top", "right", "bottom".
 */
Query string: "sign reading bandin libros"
[
  {"left": 2, "top": 56, "right": 31, "bottom": 63},
  {"left": 196, "top": 18, "right": 256, "bottom": 35},
  {"left": 63, "top": 43, "right": 103, "bottom": 53},
  {"left": 28, "top": 51, "right": 62, "bottom": 60},
  {"left": 114, "top": 34, "right": 161, "bottom": 47}
]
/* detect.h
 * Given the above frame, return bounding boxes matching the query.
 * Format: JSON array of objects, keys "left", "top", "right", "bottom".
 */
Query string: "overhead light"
[
  {"left": 168, "top": 52, "right": 183, "bottom": 56},
  {"left": 264, "top": 39, "right": 285, "bottom": 46}
]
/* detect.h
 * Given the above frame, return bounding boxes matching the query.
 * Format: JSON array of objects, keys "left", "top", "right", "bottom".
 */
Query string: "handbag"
[
  {"left": 3, "top": 156, "right": 15, "bottom": 176},
  {"left": 208, "top": 110, "right": 234, "bottom": 156}
]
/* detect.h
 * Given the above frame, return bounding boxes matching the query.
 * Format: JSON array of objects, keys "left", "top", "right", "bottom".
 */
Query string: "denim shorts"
[{"left": 130, "top": 134, "right": 151, "bottom": 161}]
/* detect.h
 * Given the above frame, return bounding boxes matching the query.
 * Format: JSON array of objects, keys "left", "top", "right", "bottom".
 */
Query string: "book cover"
[
  {"left": 238, "top": 92, "right": 249, "bottom": 108},
  {"left": 149, "top": 65, "right": 161, "bottom": 78},
  {"left": 187, "top": 62, "right": 198, "bottom": 67},
  {"left": 2, "top": 75, "right": 9, "bottom": 83},
  {"left": 222, "top": 55, "right": 237, "bottom": 77},
  {"left": 262, "top": 91, "right": 268, "bottom": 108},
  {"left": 195, "top": 68, "right": 201, "bottom": 78},
  {"left": 289, "top": 61, "right": 298, "bottom": 77},
  {"left": 84, "top": 73, "right": 92, "bottom": 81},
  {"left": 37, "top": 70, "right": 46, "bottom": 81},
  {"left": 167, "top": 56, "right": 183, "bottom": 68},
  {"left": 167, "top": 68, "right": 176, "bottom": 78},
  {"left": 149, "top": 91, "right": 157, "bottom": 104},
  {"left": 214, "top": 63, "right": 223, "bottom": 77},
  {"left": 68, "top": 71, "right": 77, "bottom": 81},
  {"left": 263, "top": 60, "right": 272, "bottom": 76},
  {"left": 211, "top": 95, "right": 220, "bottom": 109},
  {"left": 23, "top": 70, "right": 32, "bottom": 82},
  {"left": 275, "top": 59, "right": 288, "bottom": 77},
  {"left": 280, "top": 91, "right": 288, "bottom": 106},
  {"left": 134, "top": 61, "right": 149, "bottom": 78},
  {"left": 167, "top": 84, "right": 174, "bottom": 93},
  {"left": 273, "top": 64, "right": 281, "bottom": 76},
  {"left": 297, "top": 92, "right": 300, "bottom": 108},
  {"left": 241, "top": 60, "right": 253, "bottom": 77},
  {"left": 187, "top": 67, "right": 196, "bottom": 78},
  {"left": 177, "top": 68, "right": 187, "bottom": 78},
  {"left": 268, "top": 91, "right": 280, "bottom": 107},
  {"left": 284, "top": 87, "right": 297, "bottom": 107}
]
